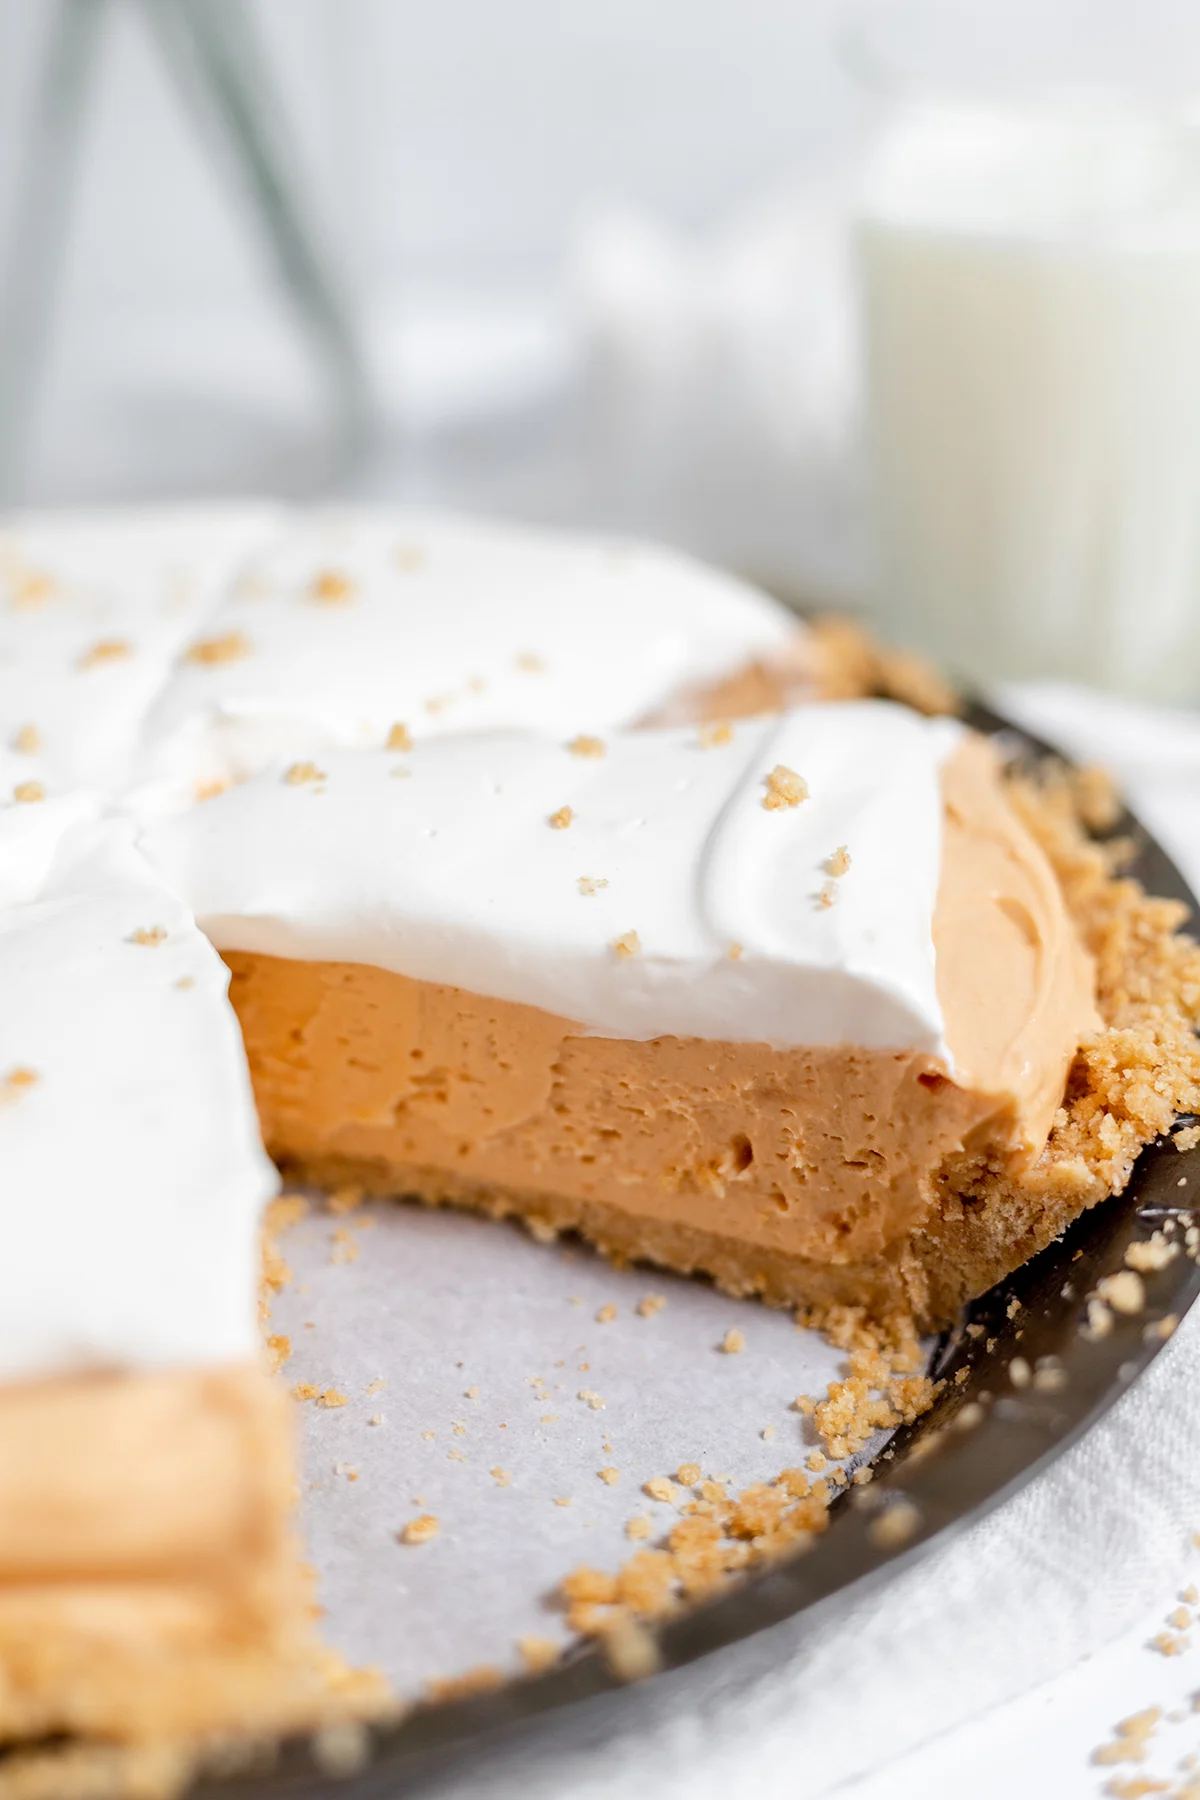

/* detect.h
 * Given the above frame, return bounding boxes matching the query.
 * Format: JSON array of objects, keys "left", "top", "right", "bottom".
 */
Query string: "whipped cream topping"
[
  {"left": 0, "top": 506, "right": 284, "bottom": 792},
  {"left": 0, "top": 504, "right": 807, "bottom": 1383},
  {"left": 0, "top": 816, "right": 276, "bottom": 1381},
  {"left": 143, "top": 702, "right": 960, "bottom": 1055},
  {"left": 0, "top": 748, "right": 100, "bottom": 908},
  {"left": 138, "top": 509, "right": 799, "bottom": 794}
]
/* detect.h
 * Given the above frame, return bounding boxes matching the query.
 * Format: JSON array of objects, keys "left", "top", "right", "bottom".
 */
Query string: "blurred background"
[
  {"left": 0, "top": 0, "right": 869, "bottom": 601},
  {"left": 5, "top": 0, "right": 1200, "bottom": 699}
]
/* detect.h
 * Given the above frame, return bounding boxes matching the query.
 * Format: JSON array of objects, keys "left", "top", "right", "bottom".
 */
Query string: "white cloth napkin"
[{"left": 427, "top": 682, "right": 1200, "bottom": 1799}]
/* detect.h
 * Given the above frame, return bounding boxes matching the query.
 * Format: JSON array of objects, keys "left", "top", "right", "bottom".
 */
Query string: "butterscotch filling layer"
[
  {"left": 933, "top": 734, "right": 1099, "bottom": 1155},
  {"left": 233, "top": 962, "right": 998, "bottom": 1269},
  {"left": 224, "top": 737, "right": 1098, "bottom": 1320}
]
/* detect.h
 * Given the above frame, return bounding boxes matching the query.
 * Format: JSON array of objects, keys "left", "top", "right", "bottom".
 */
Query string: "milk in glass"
[{"left": 858, "top": 103, "right": 1200, "bottom": 699}]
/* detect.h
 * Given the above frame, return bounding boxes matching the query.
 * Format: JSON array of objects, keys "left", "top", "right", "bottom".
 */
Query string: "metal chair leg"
[
  {"left": 0, "top": 0, "right": 112, "bottom": 503},
  {"left": 139, "top": 0, "right": 371, "bottom": 482}
]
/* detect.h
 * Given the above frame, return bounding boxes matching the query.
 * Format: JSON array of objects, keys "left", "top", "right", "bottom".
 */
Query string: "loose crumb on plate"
[
  {"left": 424, "top": 1666, "right": 502, "bottom": 1705},
  {"left": 1126, "top": 1234, "right": 1178, "bottom": 1273},
  {"left": 1148, "top": 1631, "right": 1190, "bottom": 1657},
  {"left": 399, "top": 1515, "right": 440, "bottom": 1545},
  {"left": 1092, "top": 1706, "right": 1162, "bottom": 1767},
  {"left": 328, "top": 1185, "right": 364, "bottom": 1215},
  {"left": 867, "top": 1499, "right": 922, "bottom": 1551},
  {"left": 601, "top": 1616, "right": 662, "bottom": 1684},
  {"left": 1098, "top": 1270, "right": 1146, "bottom": 1316},
  {"left": 517, "top": 1636, "right": 559, "bottom": 1676},
  {"left": 265, "top": 1193, "right": 309, "bottom": 1234}
]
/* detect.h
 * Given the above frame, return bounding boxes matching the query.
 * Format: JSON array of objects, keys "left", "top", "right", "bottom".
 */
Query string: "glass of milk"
[{"left": 849, "top": 0, "right": 1200, "bottom": 701}]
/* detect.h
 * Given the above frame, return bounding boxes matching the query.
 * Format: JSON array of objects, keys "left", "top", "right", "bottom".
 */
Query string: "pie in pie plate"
[{"left": 0, "top": 507, "right": 1196, "bottom": 1788}]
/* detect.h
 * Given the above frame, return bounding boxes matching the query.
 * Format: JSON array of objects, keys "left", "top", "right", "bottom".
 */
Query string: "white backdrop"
[
  {"left": 0, "top": 0, "right": 867, "bottom": 525},
  {"left": 3, "top": 3, "right": 1197, "bottom": 595},
  {"left": 0, "top": 0, "right": 858, "bottom": 302}
]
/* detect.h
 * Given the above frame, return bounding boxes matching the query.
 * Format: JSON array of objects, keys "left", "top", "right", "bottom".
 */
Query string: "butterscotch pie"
[
  {"left": 0, "top": 505, "right": 1197, "bottom": 1785},
  {"left": 143, "top": 704, "right": 1097, "bottom": 1326}
]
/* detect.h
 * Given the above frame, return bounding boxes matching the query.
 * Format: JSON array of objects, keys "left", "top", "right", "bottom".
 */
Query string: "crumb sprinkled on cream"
[
  {"left": 698, "top": 721, "right": 733, "bottom": 749},
  {"left": 8, "top": 569, "right": 54, "bottom": 608},
  {"left": 284, "top": 761, "right": 326, "bottom": 786},
  {"left": 309, "top": 569, "right": 356, "bottom": 604},
  {"left": 183, "top": 630, "right": 252, "bottom": 666},
  {"left": 129, "top": 926, "right": 167, "bottom": 947},
  {"left": 762, "top": 764, "right": 808, "bottom": 810},
  {"left": 78, "top": 638, "right": 133, "bottom": 671},
  {"left": 1, "top": 1067, "right": 39, "bottom": 1103}
]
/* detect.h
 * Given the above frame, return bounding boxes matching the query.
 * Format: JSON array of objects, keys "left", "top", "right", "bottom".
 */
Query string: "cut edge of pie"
[
  {"left": 220, "top": 746, "right": 1200, "bottom": 1334},
  {"left": 2, "top": 623, "right": 1199, "bottom": 1797}
]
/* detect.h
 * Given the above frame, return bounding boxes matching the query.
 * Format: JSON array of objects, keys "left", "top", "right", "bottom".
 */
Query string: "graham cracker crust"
[{"left": 807, "top": 613, "right": 964, "bottom": 718}]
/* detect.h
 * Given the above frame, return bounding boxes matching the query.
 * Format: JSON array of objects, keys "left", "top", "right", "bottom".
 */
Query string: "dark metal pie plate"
[{"left": 194, "top": 705, "right": 1200, "bottom": 1797}]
